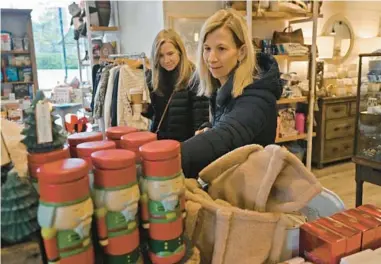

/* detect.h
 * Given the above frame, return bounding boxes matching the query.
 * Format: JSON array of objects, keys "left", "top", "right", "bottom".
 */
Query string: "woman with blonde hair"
[
  {"left": 143, "top": 29, "right": 209, "bottom": 141},
  {"left": 181, "top": 9, "right": 282, "bottom": 178}
]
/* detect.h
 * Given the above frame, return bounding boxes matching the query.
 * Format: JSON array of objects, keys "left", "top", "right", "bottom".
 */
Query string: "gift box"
[
  {"left": 316, "top": 217, "right": 361, "bottom": 255},
  {"left": 357, "top": 204, "right": 381, "bottom": 219},
  {"left": 300, "top": 222, "right": 347, "bottom": 264},
  {"left": 331, "top": 212, "right": 377, "bottom": 250},
  {"left": 344, "top": 208, "right": 381, "bottom": 249}
]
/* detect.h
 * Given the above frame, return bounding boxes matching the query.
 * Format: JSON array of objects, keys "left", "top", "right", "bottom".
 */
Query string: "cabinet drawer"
[
  {"left": 326, "top": 118, "right": 355, "bottom": 140},
  {"left": 324, "top": 138, "right": 353, "bottom": 161},
  {"left": 350, "top": 101, "right": 357, "bottom": 116},
  {"left": 326, "top": 104, "right": 348, "bottom": 119}
]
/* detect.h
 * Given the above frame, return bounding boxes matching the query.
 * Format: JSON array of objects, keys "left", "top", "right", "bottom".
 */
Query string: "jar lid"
[
  {"left": 37, "top": 158, "right": 89, "bottom": 184},
  {"left": 91, "top": 149, "right": 136, "bottom": 170},
  {"left": 77, "top": 140, "right": 116, "bottom": 157},
  {"left": 68, "top": 132, "right": 103, "bottom": 146},
  {"left": 121, "top": 131, "right": 157, "bottom": 149},
  {"left": 106, "top": 126, "right": 138, "bottom": 140},
  {"left": 27, "top": 146, "right": 70, "bottom": 164},
  {"left": 139, "top": 140, "right": 180, "bottom": 161}
]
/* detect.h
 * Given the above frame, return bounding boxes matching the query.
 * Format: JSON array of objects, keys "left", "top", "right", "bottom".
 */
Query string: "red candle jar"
[
  {"left": 68, "top": 132, "right": 103, "bottom": 158},
  {"left": 90, "top": 149, "right": 142, "bottom": 262},
  {"left": 106, "top": 126, "right": 138, "bottom": 149},
  {"left": 120, "top": 131, "right": 157, "bottom": 162},
  {"left": 139, "top": 140, "right": 186, "bottom": 264},
  {"left": 27, "top": 146, "right": 70, "bottom": 182},
  {"left": 76, "top": 141, "right": 116, "bottom": 168},
  {"left": 37, "top": 158, "right": 94, "bottom": 264}
]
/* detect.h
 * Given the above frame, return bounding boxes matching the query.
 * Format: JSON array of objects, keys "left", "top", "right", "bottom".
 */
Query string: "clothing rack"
[
  {"left": 108, "top": 52, "right": 146, "bottom": 59},
  {"left": 96, "top": 52, "right": 148, "bottom": 137}
]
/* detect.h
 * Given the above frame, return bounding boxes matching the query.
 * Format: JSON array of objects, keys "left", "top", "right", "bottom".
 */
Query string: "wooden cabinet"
[{"left": 313, "top": 96, "right": 357, "bottom": 168}]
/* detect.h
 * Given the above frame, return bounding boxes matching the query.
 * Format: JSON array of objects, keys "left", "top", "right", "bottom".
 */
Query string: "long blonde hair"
[
  {"left": 196, "top": 9, "right": 257, "bottom": 98},
  {"left": 150, "top": 29, "right": 194, "bottom": 93}
]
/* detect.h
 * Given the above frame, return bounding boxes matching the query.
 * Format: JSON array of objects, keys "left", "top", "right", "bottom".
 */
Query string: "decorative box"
[
  {"left": 300, "top": 222, "right": 347, "bottom": 264},
  {"left": 357, "top": 204, "right": 381, "bottom": 219},
  {"left": 344, "top": 208, "right": 381, "bottom": 249},
  {"left": 316, "top": 217, "right": 361, "bottom": 255},
  {"left": 331, "top": 212, "right": 377, "bottom": 250}
]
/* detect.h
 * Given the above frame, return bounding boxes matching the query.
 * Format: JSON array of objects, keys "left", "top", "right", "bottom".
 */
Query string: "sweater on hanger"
[{"left": 103, "top": 66, "right": 120, "bottom": 129}]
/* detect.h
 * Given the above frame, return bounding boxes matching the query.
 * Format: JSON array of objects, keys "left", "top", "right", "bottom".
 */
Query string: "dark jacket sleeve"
[
  {"left": 190, "top": 91, "right": 210, "bottom": 132},
  {"left": 181, "top": 90, "right": 276, "bottom": 178}
]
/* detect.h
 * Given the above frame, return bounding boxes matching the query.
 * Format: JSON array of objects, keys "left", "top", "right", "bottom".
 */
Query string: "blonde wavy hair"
[
  {"left": 196, "top": 9, "right": 257, "bottom": 98},
  {"left": 150, "top": 29, "right": 194, "bottom": 93}
]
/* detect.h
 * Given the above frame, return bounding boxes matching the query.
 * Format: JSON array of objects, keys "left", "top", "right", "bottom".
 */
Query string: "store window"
[{"left": 1, "top": 0, "right": 88, "bottom": 91}]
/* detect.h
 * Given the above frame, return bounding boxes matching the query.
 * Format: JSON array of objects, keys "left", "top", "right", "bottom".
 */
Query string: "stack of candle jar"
[
  {"left": 27, "top": 146, "right": 70, "bottom": 191},
  {"left": 106, "top": 126, "right": 138, "bottom": 149},
  {"left": 67, "top": 132, "right": 103, "bottom": 158},
  {"left": 139, "top": 140, "right": 186, "bottom": 264},
  {"left": 91, "top": 149, "right": 143, "bottom": 263},
  {"left": 37, "top": 158, "right": 94, "bottom": 264}
]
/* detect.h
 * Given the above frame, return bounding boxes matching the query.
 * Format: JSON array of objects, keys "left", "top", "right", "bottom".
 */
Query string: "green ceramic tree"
[
  {"left": 1, "top": 171, "right": 39, "bottom": 243},
  {"left": 21, "top": 90, "right": 67, "bottom": 153}
]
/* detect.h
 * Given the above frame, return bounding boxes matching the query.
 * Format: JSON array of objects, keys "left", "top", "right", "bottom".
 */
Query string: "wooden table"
[{"left": 352, "top": 157, "right": 381, "bottom": 207}]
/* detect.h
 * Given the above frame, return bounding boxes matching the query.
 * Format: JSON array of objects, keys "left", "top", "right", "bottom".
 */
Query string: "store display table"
[{"left": 352, "top": 157, "right": 381, "bottom": 206}]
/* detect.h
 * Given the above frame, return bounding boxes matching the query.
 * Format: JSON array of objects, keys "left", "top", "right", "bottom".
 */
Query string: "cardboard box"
[
  {"left": 300, "top": 222, "right": 347, "bottom": 264},
  {"left": 331, "top": 212, "right": 376, "bottom": 250},
  {"left": 316, "top": 217, "right": 362, "bottom": 255},
  {"left": 344, "top": 208, "right": 381, "bottom": 249}
]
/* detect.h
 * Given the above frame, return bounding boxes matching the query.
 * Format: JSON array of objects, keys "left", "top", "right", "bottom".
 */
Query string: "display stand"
[{"left": 243, "top": 1, "right": 320, "bottom": 170}]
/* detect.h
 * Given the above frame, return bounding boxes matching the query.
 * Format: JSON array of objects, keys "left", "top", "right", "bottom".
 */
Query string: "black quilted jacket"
[
  {"left": 181, "top": 53, "right": 283, "bottom": 178},
  {"left": 143, "top": 70, "right": 209, "bottom": 142}
]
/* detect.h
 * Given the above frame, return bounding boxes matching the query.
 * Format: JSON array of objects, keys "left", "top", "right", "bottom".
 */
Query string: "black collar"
[{"left": 216, "top": 74, "right": 234, "bottom": 107}]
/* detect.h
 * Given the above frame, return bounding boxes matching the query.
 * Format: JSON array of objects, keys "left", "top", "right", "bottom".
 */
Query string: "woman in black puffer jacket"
[
  {"left": 181, "top": 9, "right": 283, "bottom": 178},
  {"left": 143, "top": 29, "right": 209, "bottom": 142}
]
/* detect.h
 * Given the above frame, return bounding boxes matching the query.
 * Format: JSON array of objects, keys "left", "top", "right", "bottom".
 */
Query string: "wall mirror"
[
  {"left": 167, "top": 15, "right": 208, "bottom": 62},
  {"left": 322, "top": 14, "right": 355, "bottom": 65}
]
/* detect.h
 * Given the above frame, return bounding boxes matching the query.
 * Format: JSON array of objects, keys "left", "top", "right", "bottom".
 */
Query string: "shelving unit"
[
  {"left": 243, "top": 1, "right": 320, "bottom": 170},
  {"left": 1, "top": 8, "right": 39, "bottom": 97},
  {"left": 76, "top": 1, "right": 121, "bottom": 133},
  {"left": 276, "top": 132, "right": 316, "bottom": 144},
  {"left": 238, "top": 10, "right": 322, "bottom": 21},
  {"left": 277, "top": 96, "right": 308, "bottom": 105}
]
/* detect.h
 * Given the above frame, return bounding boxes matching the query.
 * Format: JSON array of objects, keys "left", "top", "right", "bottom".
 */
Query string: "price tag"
[{"left": 35, "top": 102, "right": 53, "bottom": 144}]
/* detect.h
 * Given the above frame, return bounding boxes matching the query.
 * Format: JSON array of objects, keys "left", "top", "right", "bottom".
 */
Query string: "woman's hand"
[{"left": 195, "top": 127, "right": 209, "bottom": 135}]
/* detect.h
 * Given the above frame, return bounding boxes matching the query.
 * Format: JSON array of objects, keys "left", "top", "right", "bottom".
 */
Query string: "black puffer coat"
[
  {"left": 181, "top": 53, "right": 283, "bottom": 178},
  {"left": 143, "top": 70, "right": 209, "bottom": 142}
]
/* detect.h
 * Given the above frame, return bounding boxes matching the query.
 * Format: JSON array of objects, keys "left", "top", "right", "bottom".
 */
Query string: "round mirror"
[{"left": 322, "top": 15, "right": 355, "bottom": 65}]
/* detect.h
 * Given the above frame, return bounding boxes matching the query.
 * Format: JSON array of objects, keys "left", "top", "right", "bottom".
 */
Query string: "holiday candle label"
[{"left": 36, "top": 102, "right": 53, "bottom": 144}]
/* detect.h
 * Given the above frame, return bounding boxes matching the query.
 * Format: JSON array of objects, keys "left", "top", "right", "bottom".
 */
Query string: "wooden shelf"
[
  {"left": 1, "top": 50, "right": 30, "bottom": 55},
  {"left": 277, "top": 97, "right": 308, "bottom": 105},
  {"left": 276, "top": 132, "right": 316, "bottom": 144},
  {"left": 1, "top": 81, "right": 33, "bottom": 85},
  {"left": 274, "top": 54, "right": 309, "bottom": 62},
  {"left": 90, "top": 26, "right": 119, "bottom": 32},
  {"left": 238, "top": 10, "right": 322, "bottom": 21}
]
